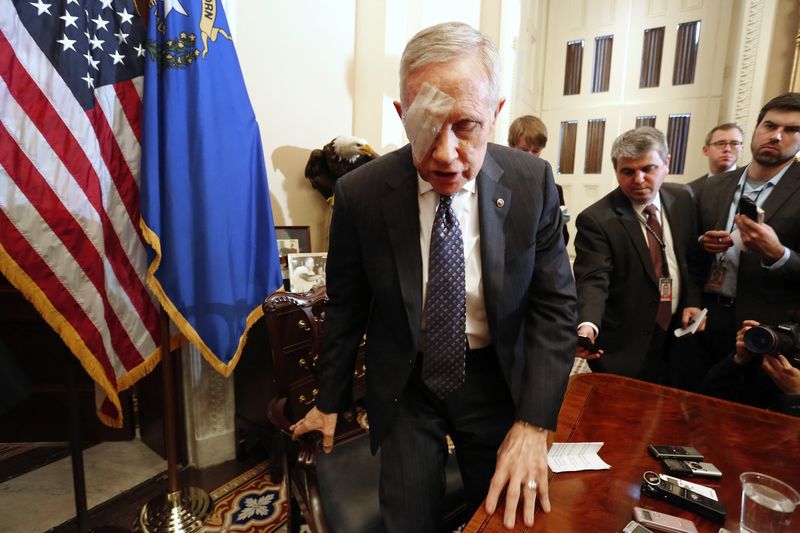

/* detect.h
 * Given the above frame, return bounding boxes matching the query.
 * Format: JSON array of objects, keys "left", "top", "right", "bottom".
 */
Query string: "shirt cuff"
[
  {"left": 761, "top": 246, "right": 790, "bottom": 270},
  {"left": 577, "top": 321, "right": 599, "bottom": 337}
]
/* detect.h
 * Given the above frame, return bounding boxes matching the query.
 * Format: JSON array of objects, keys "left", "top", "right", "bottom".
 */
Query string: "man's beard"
[{"left": 753, "top": 145, "right": 795, "bottom": 167}]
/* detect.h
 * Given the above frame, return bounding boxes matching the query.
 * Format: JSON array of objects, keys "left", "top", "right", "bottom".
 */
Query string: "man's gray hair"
[
  {"left": 611, "top": 127, "right": 670, "bottom": 169},
  {"left": 399, "top": 21, "right": 500, "bottom": 107}
]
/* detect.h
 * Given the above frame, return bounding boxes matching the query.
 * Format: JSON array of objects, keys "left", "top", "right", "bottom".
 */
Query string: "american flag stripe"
[
  {"left": 112, "top": 80, "right": 143, "bottom": 143},
  {"left": 0, "top": 206, "right": 114, "bottom": 379},
  {"left": 0, "top": 29, "right": 158, "bottom": 344},
  {"left": 0, "top": 123, "right": 144, "bottom": 370},
  {"left": 0, "top": 0, "right": 160, "bottom": 426}
]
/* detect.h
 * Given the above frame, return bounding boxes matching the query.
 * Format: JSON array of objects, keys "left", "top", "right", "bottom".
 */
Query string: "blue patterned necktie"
[{"left": 423, "top": 194, "right": 467, "bottom": 398}]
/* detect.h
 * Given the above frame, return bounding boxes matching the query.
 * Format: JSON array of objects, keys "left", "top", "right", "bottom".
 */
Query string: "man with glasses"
[
  {"left": 690, "top": 93, "right": 800, "bottom": 366},
  {"left": 688, "top": 123, "right": 744, "bottom": 197}
]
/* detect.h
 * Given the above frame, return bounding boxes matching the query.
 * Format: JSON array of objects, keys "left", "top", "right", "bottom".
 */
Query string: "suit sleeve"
[
  {"left": 573, "top": 208, "right": 612, "bottom": 327},
  {"left": 516, "top": 162, "right": 577, "bottom": 430},
  {"left": 315, "top": 180, "right": 372, "bottom": 414}
]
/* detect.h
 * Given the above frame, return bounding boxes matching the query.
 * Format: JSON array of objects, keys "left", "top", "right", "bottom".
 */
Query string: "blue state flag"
[{"left": 140, "top": 0, "right": 282, "bottom": 374}]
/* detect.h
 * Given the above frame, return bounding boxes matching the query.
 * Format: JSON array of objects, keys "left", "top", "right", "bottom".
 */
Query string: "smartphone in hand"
[{"left": 577, "top": 335, "right": 600, "bottom": 353}]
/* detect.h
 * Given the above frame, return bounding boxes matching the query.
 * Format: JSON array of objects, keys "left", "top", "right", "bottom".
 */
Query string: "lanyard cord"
[{"left": 640, "top": 208, "right": 670, "bottom": 277}]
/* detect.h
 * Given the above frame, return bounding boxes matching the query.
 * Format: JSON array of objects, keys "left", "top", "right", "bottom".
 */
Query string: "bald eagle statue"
[{"left": 304, "top": 136, "right": 378, "bottom": 200}]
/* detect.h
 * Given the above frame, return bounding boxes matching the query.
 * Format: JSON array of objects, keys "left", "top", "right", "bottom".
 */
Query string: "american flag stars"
[{"left": 20, "top": 0, "right": 145, "bottom": 94}]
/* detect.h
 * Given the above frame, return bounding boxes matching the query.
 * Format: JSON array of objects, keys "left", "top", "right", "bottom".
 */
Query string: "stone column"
[{"left": 180, "top": 343, "right": 236, "bottom": 468}]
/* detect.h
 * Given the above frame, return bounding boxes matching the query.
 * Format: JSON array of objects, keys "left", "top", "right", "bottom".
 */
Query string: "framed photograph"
[
  {"left": 275, "top": 226, "right": 311, "bottom": 289},
  {"left": 275, "top": 226, "right": 311, "bottom": 253},
  {"left": 287, "top": 252, "right": 327, "bottom": 293}
]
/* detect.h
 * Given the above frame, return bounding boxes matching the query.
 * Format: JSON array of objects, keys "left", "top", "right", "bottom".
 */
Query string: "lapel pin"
[{"left": 496, "top": 198, "right": 505, "bottom": 208}]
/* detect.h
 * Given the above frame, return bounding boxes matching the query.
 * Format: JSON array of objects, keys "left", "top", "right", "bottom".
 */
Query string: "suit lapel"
[
  {"left": 762, "top": 161, "right": 800, "bottom": 223},
  {"left": 714, "top": 168, "right": 745, "bottom": 229},
  {"left": 477, "top": 151, "right": 508, "bottom": 333},
  {"left": 381, "top": 149, "right": 423, "bottom": 347},
  {"left": 612, "top": 189, "right": 657, "bottom": 284}
]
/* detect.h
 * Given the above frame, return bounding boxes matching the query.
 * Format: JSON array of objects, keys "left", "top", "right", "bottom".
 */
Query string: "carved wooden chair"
[{"left": 263, "top": 288, "right": 465, "bottom": 533}]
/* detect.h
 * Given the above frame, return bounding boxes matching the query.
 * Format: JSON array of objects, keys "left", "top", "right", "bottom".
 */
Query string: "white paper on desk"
[
  {"left": 674, "top": 307, "right": 708, "bottom": 337},
  {"left": 547, "top": 442, "right": 611, "bottom": 472}
]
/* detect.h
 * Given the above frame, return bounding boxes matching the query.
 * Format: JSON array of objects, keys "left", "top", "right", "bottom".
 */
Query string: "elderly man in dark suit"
[
  {"left": 691, "top": 92, "right": 800, "bottom": 364},
  {"left": 574, "top": 127, "right": 702, "bottom": 383},
  {"left": 291, "top": 21, "right": 576, "bottom": 532}
]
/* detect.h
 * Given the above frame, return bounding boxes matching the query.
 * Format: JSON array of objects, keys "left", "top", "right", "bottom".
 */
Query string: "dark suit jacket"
[
  {"left": 573, "top": 183, "right": 700, "bottom": 377},
  {"left": 687, "top": 173, "right": 709, "bottom": 199},
  {"left": 690, "top": 162, "right": 800, "bottom": 326},
  {"left": 316, "top": 143, "right": 577, "bottom": 452}
]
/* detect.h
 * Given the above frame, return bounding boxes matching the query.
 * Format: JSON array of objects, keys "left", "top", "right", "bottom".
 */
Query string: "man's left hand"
[
  {"left": 735, "top": 215, "right": 785, "bottom": 262},
  {"left": 762, "top": 354, "right": 800, "bottom": 394},
  {"left": 681, "top": 307, "right": 706, "bottom": 331},
  {"left": 485, "top": 421, "right": 550, "bottom": 529}
]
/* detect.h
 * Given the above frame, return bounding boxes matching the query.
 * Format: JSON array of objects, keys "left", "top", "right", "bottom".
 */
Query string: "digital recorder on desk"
[{"left": 641, "top": 471, "right": 726, "bottom": 523}]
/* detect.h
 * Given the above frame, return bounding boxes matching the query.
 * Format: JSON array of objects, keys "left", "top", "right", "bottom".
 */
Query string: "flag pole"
[{"left": 136, "top": 308, "right": 211, "bottom": 532}]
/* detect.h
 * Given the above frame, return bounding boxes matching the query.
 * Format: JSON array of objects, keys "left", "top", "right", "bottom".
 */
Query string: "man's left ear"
[
  {"left": 393, "top": 100, "right": 403, "bottom": 121},
  {"left": 494, "top": 98, "right": 506, "bottom": 120}
]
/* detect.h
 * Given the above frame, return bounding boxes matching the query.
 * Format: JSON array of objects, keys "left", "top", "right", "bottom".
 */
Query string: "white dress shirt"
[{"left": 418, "top": 176, "right": 490, "bottom": 350}]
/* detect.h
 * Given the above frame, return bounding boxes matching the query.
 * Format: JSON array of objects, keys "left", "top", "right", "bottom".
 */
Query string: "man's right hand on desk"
[{"left": 290, "top": 406, "right": 338, "bottom": 453}]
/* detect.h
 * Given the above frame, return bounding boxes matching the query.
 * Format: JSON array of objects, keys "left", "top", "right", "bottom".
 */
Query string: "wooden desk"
[{"left": 466, "top": 373, "right": 800, "bottom": 532}]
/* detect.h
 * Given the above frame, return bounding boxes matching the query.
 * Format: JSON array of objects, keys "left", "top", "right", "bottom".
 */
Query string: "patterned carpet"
[{"left": 204, "top": 462, "right": 288, "bottom": 532}]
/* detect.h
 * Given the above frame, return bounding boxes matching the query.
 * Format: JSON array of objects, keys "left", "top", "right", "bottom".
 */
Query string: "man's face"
[
  {"left": 702, "top": 127, "right": 743, "bottom": 174},
  {"left": 395, "top": 54, "right": 504, "bottom": 195},
  {"left": 615, "top": 150, "right": 670, "bottom": 205},
  {"left": 514, "top": 141, "right": 544, "bottom": 157},
  {"left": 751, "top": 109, "right": 800, "bottom": 168}
]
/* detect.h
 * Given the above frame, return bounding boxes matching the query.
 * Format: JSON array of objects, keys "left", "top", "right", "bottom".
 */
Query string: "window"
[
  {"left": 591, "top": 35, "right": 613, "bottom": 93},
  {"left": 558, "top": 121, "right": 578, "bottom": 174},
  {"left": 585, "top": 119, "right": 606, "bottom": 174},
  {"left": 673, "top": 21, "right": 701, "bottom": 85},
  {"left": 564, "top": 40, "right": 584, "bottom": 95},
  {"left": 636, "top": 116, "right": 657, "bottom": 128},
  {"left": 666, "top": 114, "right": 691, "bottom": 174},
  {"left": 640, "top": 27, "right": 665, "bottom": 88}
]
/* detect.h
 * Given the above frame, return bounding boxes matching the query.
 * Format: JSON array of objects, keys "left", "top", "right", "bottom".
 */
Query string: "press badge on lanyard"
[
  {"left": 704, "top": 263, "right": 726, "bottom": 292},
  {"left": 659, "top": 278, "right": 673, "bottom": 302}
]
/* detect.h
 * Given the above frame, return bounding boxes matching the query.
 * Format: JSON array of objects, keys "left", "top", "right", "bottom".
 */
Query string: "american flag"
[{"left": 0, "top": 0, "right": 159, "bottom": 426}]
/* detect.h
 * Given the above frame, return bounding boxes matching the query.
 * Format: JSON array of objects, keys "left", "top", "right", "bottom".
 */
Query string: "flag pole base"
[{"left": 136, "top": 487, "right": 211, "bottom": 533}]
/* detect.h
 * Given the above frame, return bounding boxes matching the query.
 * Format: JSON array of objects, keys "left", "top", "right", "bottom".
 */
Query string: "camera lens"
[{"left": 744, "top": 326, "right": 777, "bottom": 354}]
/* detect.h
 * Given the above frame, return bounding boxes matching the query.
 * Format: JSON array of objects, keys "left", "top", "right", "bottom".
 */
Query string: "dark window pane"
[
  {"left": 636, "top": 116, "right": 657, "bottom": 128},
  {"left": 666, "top": 114, "right": 691, "bottom": 174},
  {"left": 673, "top": 21, "right": 701, "bottom": 85},
  {"left": 591, "top": 35, "right": 613, "bottom": 93},
  {"left": 564, "top": 40, "right": 584, "bottom": 95},
  {"left": 640, "top": 27, "right": 665, "bottom": 88},
  {"left": 558, "top": 121, "right": 578, "bottom": 174},
  {"left": 584, "top": 119, "right": 606, "bottom": 174}
]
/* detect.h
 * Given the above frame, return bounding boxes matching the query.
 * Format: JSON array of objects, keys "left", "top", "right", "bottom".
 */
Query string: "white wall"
[{"left": 236, "top": 1, "right": 357, "bottom": 252}]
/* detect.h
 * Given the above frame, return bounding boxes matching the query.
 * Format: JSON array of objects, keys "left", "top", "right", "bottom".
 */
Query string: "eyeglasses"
[{"left": 709, "top": 140, "right": 743, "bottom": 148}]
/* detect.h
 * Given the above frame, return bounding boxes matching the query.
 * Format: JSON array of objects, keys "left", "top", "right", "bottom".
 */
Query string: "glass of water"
[{"left": 740, "top": 472, "right": 800, "bottom": 533}]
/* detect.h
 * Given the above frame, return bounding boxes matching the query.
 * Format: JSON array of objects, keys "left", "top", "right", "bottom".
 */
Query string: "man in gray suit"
[
  {"left": 574, "top": 127, "right": 702, "bottom": 382},
  {"left": 691, "top": 92, "right": 800, "bottom": 363},
  {"left": 291, "top": 22, "right": 576, "bottom": 532}
]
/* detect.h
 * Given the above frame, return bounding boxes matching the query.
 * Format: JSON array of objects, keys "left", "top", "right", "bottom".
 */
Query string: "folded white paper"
[
  {"left": 674, "top": 307, "right": 708, "bottom": 337},
  {"left": 547, "top": 442, "right": 611, "bottom": 472}
]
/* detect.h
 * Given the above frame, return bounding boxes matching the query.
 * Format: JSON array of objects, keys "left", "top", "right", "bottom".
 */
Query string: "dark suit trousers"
[{"left": 379, "top": 345, "right": 514, "bottom": 533}]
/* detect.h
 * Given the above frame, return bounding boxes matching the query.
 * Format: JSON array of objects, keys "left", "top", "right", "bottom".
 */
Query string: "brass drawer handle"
[
  {"left": 298, "top": 319, "right": 310, "bottom": 331},
  {"left": 298, "top": 388, "right": 318, "bottom": 405},
  {"left": 298, "top": 354, "right": 319, "bottom": 370},
  {"left": 354, "top": 364, "right": 366, "bottom": 379}
]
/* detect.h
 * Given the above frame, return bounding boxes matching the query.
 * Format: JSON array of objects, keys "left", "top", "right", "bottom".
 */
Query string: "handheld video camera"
[{"left": 743, "top": 322, "right": 800, "bottom": 368}]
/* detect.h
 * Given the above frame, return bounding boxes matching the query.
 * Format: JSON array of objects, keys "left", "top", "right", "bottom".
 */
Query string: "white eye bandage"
[{"left": 402, "top": 83, "right": 455, "bottom": 162}]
